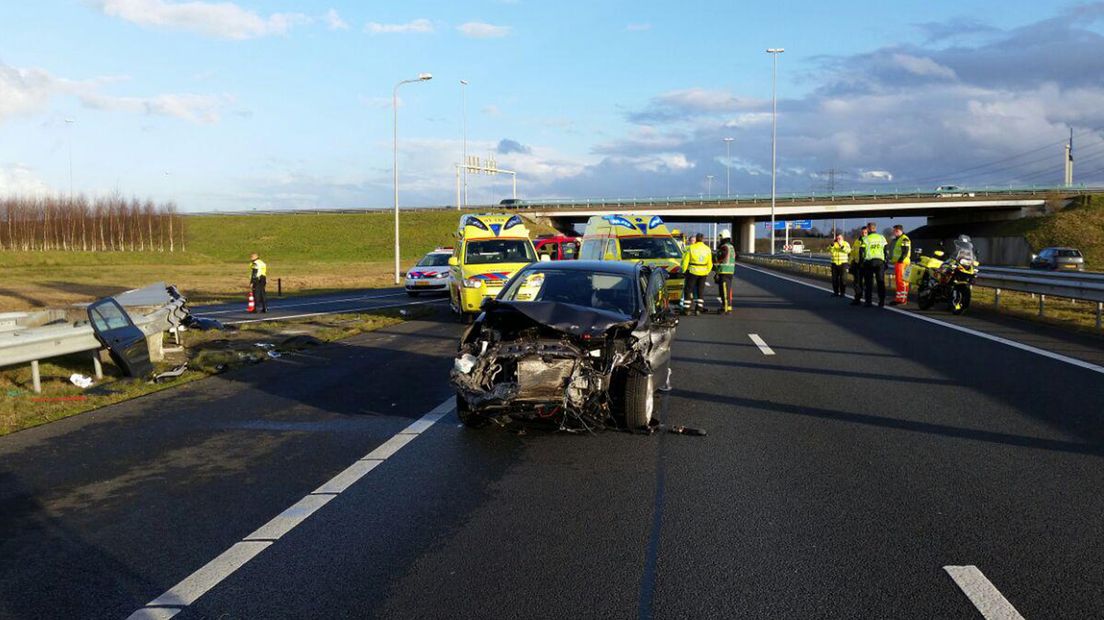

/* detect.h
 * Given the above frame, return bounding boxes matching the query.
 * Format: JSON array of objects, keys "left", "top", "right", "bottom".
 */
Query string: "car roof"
[{"left": 522, "top": 259, "right": 641, "bottom": 275}]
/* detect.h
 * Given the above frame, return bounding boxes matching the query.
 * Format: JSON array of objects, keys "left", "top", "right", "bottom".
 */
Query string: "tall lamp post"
[
  {"left": 706, "top": 174, "right": 714, "bottom": 198},
  {"left": 723, "top": 137, "right": 734, "bottom": 197},
  {"left": 767, "top": 48, "right": 784, "bottom": 255},
  {"left": 460, "top": 79, "right": 469, "bottom": 208},
  {"left": 393, "top": 73, "right": 433, "bottom": 285}
]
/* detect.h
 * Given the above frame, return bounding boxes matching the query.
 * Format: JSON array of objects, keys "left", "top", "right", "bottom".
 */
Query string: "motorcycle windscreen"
[{"left": 87, "top": 298, "right": 154, "bottom": 378}]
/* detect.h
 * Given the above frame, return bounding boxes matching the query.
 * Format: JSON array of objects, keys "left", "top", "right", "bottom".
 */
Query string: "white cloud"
[
  {"left": 95, "top": 0, "right": 309, "bottom": 39},
  {"left": 457, "top": 21, "right": 511, "bottom": 38},
  {"left": 0, "top": 164, "right": 52, "bottom": 197},
  {"left": 859, "top": 170, "right": 894, "bottom": 182},
  {"left": 81, "top": 92, "right": 232, "bottom": 123},
  {"left": 365, "top": 18, "right": 434, "bottom": 34},
  {"left": 0, "top": 61, "right": 231, "bottom": 125},
  {"left": 324, "top": 8, "right": 348, "bottom": 31},
  {"left": 481, "top": 104, "right": 501, "bottom": 116},
  {"left": 891, "top": 53, "right": 957, "bottom": 80},
  {"left": 626, "top": 23, "right": 652, "bottom": 32}
]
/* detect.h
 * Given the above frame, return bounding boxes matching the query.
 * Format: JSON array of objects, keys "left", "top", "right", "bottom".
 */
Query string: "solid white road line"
[
  {"left": 223, "top": 297, "right": 446, "bottom": 325},
  {"left": 125, "top": 396, "right": 455, "bottom": 619},
  {"left": 738, "top": 263, "right": 1104, "bottom": 376},
  {"left": 748, "top": 333, "right": 776, "bottom": 356},
  {"left": 196, "top": 292, "right": 408, "bottom": 316},
  {"left": 944, "top": 565, "right": 1026, "bottom": 620}
]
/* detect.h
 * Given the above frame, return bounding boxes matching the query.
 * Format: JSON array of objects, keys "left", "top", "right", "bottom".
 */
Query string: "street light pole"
[
  {"left": 767, "top": 48, "right": 784, "bottom": 255},
  {"left": 723, "top": 137, "right": 734, "bottom": 197},
  {"left": 393, "top": 73, "right": 433, "bottom": 285},
  {"left": 706, "top": 175, "right": 714, "bottom": 198},
  {"left": 460, "top": 79, "right": 469, "bottom": 209}
]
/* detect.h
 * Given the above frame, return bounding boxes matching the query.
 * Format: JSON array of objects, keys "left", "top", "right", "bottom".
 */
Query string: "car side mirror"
[{"left": 448, "top": 257, "right": 458, "bottom": 266}]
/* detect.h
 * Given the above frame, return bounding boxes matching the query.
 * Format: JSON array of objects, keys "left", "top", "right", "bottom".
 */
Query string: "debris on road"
[
  {"left": 153, "top": 363, "right": 189, "bottom": 383},
  {"left": 69, "top": 374, "right": 94, "bottom": 389}
]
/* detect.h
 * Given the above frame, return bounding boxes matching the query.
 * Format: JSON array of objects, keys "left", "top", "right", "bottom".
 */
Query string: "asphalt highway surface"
[
  {"left": 188, "top": 287, "right": 446, "bottom": 325},
  {"left": 3, "top": 264, "right": 1104, "bottom": 619}
]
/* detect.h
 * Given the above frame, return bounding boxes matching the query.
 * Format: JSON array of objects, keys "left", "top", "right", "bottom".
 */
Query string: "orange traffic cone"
[{"left": 247, "top": 290, "right": 256, "bottom": 313}]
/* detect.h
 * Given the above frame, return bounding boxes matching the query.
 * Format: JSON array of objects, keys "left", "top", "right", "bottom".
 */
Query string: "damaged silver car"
[{"left": 450, "top": 260, "right": 678, "bottom": 431}]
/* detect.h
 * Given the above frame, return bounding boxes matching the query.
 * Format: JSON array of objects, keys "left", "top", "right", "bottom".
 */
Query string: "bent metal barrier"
[
  {"left": 0, "top": 283, "right": 188, "bottom": 393},
  {"left": 742, "top": 254, "right": 1104, "bottom": 330}
]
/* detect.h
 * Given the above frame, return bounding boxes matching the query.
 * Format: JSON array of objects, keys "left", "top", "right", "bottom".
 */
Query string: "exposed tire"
[
  {"left": 917, "top": 281, "right": 935, "bottom": 310},
  {"left": 456, "top": 394, "right": 489, "bottom": 428},
  {"left": 623, "top": 371, "right": 655, "bottom": 430}
]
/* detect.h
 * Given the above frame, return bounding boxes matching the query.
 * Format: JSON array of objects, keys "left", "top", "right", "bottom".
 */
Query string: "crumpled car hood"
[{"left": 481, "top": 300, "right": 636, "bottom": 338}]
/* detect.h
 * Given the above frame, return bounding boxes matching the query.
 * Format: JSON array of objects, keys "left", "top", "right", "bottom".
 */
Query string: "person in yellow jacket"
[
  {"left": 889, "top": 224, "right": 911, "bottom": 305},
  {"left": 680, "top": 233, "right": 713, "bottom": 315},
  {"left": 249, "top": 252, "right": 268, "bottom": 313},
  {"left": 860, "top": 222, "right": 888, "bottom": 307},
  {"left": 849, "top": 228, "right": 867, "bottom": 305},
  {"left": 828, "top": 233, "right": 851, "bottom": 297}
]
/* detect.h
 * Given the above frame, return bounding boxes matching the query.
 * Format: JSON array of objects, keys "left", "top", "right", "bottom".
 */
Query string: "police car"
[{"left": 405, "top": 248, "right": 454, "bottom": 296}]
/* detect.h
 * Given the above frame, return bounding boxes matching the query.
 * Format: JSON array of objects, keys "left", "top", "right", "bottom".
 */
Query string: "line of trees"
[{"left": 0, "top": 195, "right": 186, "bottom": 252}]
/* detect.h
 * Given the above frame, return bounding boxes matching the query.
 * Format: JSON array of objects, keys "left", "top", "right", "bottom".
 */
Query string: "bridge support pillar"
[{"left": 736, "top": 217, "right": 756, "bottom": 254}]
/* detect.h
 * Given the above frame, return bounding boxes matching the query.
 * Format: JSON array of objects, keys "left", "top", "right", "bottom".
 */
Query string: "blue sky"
[{"left": 2, "top": 1, "right": 1104, "bottom": 213}]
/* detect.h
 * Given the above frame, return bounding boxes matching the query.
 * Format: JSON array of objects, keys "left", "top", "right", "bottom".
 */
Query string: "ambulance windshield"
[
  {"left": 618, "top": 237, "right": 682, "bottom": 260},
  {"left": 465, "top": 239, "right": 536, "bottom": 265}
]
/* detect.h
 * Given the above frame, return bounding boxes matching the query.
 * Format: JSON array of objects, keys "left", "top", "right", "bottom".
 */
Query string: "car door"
[
  {"left": 87, "top": 298, "right": 154, "bottom": 378},
  {"left": 642, "top": 268, "right": 675, "bottom": 370}
]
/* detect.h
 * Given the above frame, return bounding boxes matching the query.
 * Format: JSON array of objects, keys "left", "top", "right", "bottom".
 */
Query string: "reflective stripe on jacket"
[
  {"left": 681, "top": 242, "right": 713, "bottom": 276},
  {"left": 862, "top": 234, "right": 887, "bottom": 262},
  {"left": 829, "top": 241, "right": 851, "bottom": 265},
  {"left": 716, "top": 242, "right": 736, "bottom": 274}
]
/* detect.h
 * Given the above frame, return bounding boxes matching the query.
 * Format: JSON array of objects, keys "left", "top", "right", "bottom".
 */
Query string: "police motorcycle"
[{"left": 914, "top": 235, "right": 979, "bottom": 315}]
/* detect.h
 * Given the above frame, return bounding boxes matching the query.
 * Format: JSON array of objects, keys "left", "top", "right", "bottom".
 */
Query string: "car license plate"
[
  {"left": 1062, "top": 264, "right": 1078, "bottom": 269},
  {"left": 415, "top": 281, "right": 433, "bottom": 286}
]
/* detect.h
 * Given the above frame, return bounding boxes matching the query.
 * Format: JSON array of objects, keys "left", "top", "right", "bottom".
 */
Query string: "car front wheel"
[{"left": 623, "top": 371, "right": 655, "bottom": 430}]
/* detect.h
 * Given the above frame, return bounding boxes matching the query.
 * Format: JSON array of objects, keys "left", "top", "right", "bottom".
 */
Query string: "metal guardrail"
[
  {"left": 0, "top": 283, "right": 188, "bottom": 392},
  {"left": 743, "top": 253, "right": 1104, "bottom": 329}
]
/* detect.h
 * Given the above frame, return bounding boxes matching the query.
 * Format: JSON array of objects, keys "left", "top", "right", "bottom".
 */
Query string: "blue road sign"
[{"left": 764, "top": 220, "right": 813, "bottom": 231}]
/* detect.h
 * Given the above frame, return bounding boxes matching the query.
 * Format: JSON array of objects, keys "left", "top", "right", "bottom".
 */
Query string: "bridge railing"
[
  {"left": 742, "top": 253, "right": 1104, "bottom": 329},
  {"left": 503, "top": 185, "right": 1103, "bottom": 210}
]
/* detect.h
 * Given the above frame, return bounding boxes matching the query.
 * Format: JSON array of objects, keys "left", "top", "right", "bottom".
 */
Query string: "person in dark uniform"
[{"left": 250, "top": 252, "right": 268, "bottom": 313}]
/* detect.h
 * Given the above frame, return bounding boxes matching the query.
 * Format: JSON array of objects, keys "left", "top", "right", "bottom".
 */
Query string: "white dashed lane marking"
[
  {"left": 125, "top": 397, "right": 455, "bottom": 620},
  {"left": 748, "top": 333, "right": 776, "bottom": 356},
  {"left": 944, "top": 565, "right": 1025, "bottom": 620}
]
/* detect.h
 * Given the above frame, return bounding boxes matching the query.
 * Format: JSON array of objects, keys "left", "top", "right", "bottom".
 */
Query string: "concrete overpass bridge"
[{"left": 510, "top": 186, "right": 1101, "bottom": 253}]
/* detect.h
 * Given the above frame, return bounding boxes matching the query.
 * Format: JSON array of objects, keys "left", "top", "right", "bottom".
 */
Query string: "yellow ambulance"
[
  {"left": 448, "top": 213, "right": 538, "bottom": 317},
  {"left": 579, "top": 214, "right": 685, "bottom": 301}
]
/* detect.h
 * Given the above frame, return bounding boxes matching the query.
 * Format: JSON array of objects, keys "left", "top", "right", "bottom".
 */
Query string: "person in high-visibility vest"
[
  {"left": 714, "top": 229, "right": 736, "bottom": 313},
  {"left": 249, "top": 252, "right": 268, "bottom": 313},
  {"left": 889, "top": 224, "right": 911, "bottom": 305},
  {"left": 680, "top": 233, "right": 713, "bottom": 315},
  {"left": 860, "top": 222, "right": 887, "bottom": 307},
  {"left": 828, "top": 233, "right": 851, "bottom": 298},
  {"left": 849, "top": 227, "right": 867, "bottom": 306}
]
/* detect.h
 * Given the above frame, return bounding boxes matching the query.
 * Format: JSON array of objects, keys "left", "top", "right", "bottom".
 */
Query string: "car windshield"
[
  {"left": 464, "top": 240, "right": 536, "bottom": 265},
  {"left": 1057, "top": 249, "right": 1082, "bottom": 258},
  {"left": 618, "top": 237, "right": 682, "bottom": 260},
  {"left": 501, "top": 268, "right": 638, "bottom": 316},
  {"left": 417, "top": 253, "right": 452, "bottom": 267}
]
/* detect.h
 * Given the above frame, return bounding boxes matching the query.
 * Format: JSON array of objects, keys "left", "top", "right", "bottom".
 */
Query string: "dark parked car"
[
  {"left": 499, "top": 198, "right": 525, "bottom": 207},
  {"left": 450, "top": 260, "right": 677, "bottom": 431},
  {"left": 1030, "top": 247, "right": 1085, "bottom": 271}
]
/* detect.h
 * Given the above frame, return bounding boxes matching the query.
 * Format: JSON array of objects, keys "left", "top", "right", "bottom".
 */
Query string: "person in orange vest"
[{"left": 889, "top": 225, "right": 911, "bottom": 305}]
